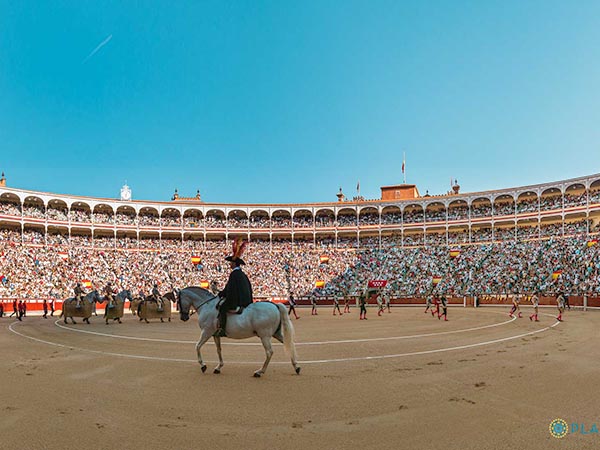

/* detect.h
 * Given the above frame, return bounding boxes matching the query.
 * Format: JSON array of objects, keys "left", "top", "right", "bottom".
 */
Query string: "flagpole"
[{"left": 403, "top": 152, "right": 406, "bottom": 184}]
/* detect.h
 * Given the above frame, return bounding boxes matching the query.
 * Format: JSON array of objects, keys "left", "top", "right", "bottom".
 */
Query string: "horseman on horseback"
[
  {"left": 151, "top": 283, "right": 164, "bottom": 312},
  {"left": 104, "top": 281, "right": 116, "bottom": 309},
  {"left": 214, "top": 238, "right": 252, "bottom": 338},
  {"left": 73, "top": 282, "right": 85, "bottom": 309}
]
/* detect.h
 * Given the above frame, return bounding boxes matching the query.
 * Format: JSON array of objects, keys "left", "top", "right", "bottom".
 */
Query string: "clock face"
[{"left": 121, "top": 187, "right": 131, "bottom": 201}]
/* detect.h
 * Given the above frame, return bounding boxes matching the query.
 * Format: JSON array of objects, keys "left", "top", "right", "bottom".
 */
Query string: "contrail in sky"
[{"left": 83, "top": 34, "right": 113, "bottom": 63}]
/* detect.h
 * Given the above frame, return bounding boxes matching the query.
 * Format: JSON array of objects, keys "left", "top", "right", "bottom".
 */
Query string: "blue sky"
[{"left": 1, "top": 1, "right": 600, "bottom": 204}]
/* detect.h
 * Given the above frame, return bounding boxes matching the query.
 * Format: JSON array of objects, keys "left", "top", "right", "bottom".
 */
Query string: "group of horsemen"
[
  {"left": 70, "top": 241, "right": 252, "bottom": 336},
  {"left": 72, "top": 281, "right": 166, "bottom": 312}
]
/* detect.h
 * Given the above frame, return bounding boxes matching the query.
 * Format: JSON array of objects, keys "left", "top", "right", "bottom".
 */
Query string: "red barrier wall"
[{"left": 2, "top": 297, "right": 599, "bottom": 314}]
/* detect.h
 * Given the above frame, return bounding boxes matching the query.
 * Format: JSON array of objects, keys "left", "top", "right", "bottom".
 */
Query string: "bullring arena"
[{"left": 1, "top": 172, "right": 600, "bottom": 449}]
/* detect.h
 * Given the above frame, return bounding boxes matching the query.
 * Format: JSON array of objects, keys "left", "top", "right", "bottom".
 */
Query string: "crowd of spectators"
[
  {"left": 493, "top": 202, "right": 515, "bottom": 216},
  {"left": 22, "top": 205, "right": 46, "bottom": 219},
  {"left": 1, "top": 219, "right": 599, "bottom": 302},
  {"left": 3, "top": 189, "right": 600, "bottom": 231}
]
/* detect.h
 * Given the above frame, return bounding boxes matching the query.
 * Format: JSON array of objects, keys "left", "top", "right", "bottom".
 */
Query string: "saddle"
[{"left": 227, "top": 306, "right": 244, "bottom": 315}]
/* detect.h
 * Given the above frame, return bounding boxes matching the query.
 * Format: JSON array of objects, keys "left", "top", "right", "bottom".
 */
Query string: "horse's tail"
[
  {"left": 58, "top": 309, "right": 64, "bottom": 318},
  {"left": 276, "top": 303, "right": 297, "bottom": 363}
]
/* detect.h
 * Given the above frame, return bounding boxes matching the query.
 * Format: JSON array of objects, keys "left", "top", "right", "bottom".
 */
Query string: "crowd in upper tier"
[
  {"left": 1, "top": 187, "right": 599, "bottom": 229},
  {"left": 1, "top": 217, "right": 599, "bottom": 301}
]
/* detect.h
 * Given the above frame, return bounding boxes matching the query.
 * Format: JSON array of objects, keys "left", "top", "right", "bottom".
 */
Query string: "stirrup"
[{"left": 213, "top": 328, "right": 227, "bottom": 338}]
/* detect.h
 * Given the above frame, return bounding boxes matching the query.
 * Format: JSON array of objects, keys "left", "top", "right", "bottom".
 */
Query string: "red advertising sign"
[{"left": 368, "top": 280, "right": 387, "bottom": 289}]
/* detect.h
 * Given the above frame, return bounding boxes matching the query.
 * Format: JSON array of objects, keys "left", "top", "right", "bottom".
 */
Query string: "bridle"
[
  {"left": 191, "top": 294, "right": 219, "bottom": 311},
  {"left": 178, "top": 292, "right": 219, "bottom": 313}
]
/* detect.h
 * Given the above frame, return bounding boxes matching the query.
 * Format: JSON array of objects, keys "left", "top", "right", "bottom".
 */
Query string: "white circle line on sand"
[
  {"left": 51, "top": 313, "right": 517, "bottom": 346},
  {"left": 8, "top": 315, "right": 559, "bottom": 365}
]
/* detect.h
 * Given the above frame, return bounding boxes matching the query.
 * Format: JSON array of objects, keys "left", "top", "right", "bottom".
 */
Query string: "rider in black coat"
[{"left": 215, "top": 238, "right": 253, "bottom": 337}]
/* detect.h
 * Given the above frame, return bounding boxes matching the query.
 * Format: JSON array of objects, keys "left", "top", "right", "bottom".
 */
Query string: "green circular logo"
[{"left": 549, "top": 419, "right": 569, "bottom": 439}]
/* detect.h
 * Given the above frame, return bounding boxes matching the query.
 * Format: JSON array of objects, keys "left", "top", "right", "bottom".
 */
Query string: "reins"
[
  {"left": 196, "top": 295, "right": 218, "bottom": 310},
  {"left": 182, "top": 293, "right": 218, "bottom": 312}
]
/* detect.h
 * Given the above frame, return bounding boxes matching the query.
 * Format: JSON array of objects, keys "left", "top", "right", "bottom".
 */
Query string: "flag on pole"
[
  {"left": 82, "top": 279, "right": 92, "bottom": 289},
  {"left": 587, "top": 239, "right": 598, "bottom": 248},
  {"left": 319, "top": 255, "right": 330, "bottom": 264},
  {"left": 58, "top": 252, "right": 68, "bottom": 260},
  {"left": 402, "top": 152, "right": 406, "bottom": 183},
  {"left": 200, "top": 280, "right": 209, "bottom": 289},
  {"left": 191, "top": 256, "right": 201, "bottom": 265},
  {"left": 315, "top": 280, "right": 325, "bottom": 288}
]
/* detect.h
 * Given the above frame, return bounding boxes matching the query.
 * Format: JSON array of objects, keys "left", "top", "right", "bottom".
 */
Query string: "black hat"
[
  {"left": 225, "top": 255, "right": 245, "bottom": 265},
  {"left": 225, "top": 238, "right": 247, "bottom": 265}
]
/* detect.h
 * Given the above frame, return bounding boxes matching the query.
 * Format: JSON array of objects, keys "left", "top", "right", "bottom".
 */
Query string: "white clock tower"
[{"left": 120, "top": 183, "right": 132, "bottom": 201}]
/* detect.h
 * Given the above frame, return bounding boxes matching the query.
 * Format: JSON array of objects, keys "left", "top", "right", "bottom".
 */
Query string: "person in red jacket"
[
  {"left": 42, "top": 299, "right": 48, "bottom": 319},
  {"left": 9, "top": 299, "right": 17, "bottom": 318}
]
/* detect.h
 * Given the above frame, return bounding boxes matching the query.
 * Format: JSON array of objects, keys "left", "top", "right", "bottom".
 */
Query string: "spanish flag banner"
[
  {"left": 588, "top": 239, "right": 598, "bottom": 248},
  {"left": 432, "top": 276, "right": 442, "bottom": 285},
  {"left": 315, "top": 280, "right": 325, "bottom": 288},
  {"left": 319, "top": 255, "right": 330, "bottom": 264},
  {"left": 191, "top": 256, "right": 202, "bottom": 265},
  {"left": 552, "top": 270, "right": 562, "bottom": 280},
  {"left": 200, "top": 280, "right": 209, "bottom": 289},
  {"left": 449, "top": 249, "right": 461, "bottom": 258},
  {"left": 58, "top": 252, "right": 68, "bottom": 260},
  {"left": 82, "top": 279, "right": 92, "bottom": 289}
]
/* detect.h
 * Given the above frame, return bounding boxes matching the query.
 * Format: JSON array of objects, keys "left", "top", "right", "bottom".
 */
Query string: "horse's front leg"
[
  {"left": 196, "top": 330, "right": 212, "bottom": 374},
  {"left": 254, "top": 336, "right": 274, "bottom": 378},
  {"left": 213, "top": 336, "right": 224, "bottom": 374}
]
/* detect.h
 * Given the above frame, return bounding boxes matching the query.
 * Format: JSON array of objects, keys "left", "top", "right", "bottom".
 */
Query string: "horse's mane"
[
  {"left": 180, "top": 286, "right": 217, "bottom": 305},
  {"left": 186, "top": 286, "right": 212, "bottom": 295}
]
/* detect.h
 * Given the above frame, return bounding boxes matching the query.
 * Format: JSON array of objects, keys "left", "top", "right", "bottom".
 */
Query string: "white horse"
[{"left": 177, "top": 287, "right": 300, "bottom": 377}]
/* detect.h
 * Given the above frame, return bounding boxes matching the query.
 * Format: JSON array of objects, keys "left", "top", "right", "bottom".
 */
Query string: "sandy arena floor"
[{"left": 1, "top": 306, "right": 599, "bottom": 450}]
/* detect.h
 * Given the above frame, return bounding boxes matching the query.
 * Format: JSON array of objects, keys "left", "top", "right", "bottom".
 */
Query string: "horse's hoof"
[
  {"left": 253, "top": 372, "right": 262, "bottom": 378},
  {"left": 201, "top": 365, "right": 207, "bottom": 373},
  {"left": 213, "top": 368, "right": 221, "bottom": 374},
  {"left": 295, "top": 367, "right": 301, "bottom": 375}
]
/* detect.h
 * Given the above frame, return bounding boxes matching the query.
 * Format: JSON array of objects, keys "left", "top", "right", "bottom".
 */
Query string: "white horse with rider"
[{"left": 177, "top": 287, "right": 300, "bottom": 377}]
